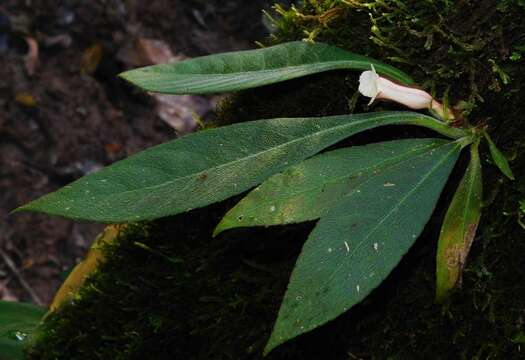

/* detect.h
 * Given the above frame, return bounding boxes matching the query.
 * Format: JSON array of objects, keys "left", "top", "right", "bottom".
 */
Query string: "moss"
[
  {"left": 273, "top": 1, "right": 523, "bottom": 98},
  {"left": 28, "top": 202, "right": 318, "bottom": 360},
  {"left": 29, "top": 1, "right": 525, "bottom": 359}
]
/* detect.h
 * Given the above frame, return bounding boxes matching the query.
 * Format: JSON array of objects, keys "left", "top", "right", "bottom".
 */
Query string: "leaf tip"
[
  {"left": 211, "top": 226, "right": 222, "bottom": 238},
  {"left": 212, "top": 220, "right": 234, "bottom": 238},
  {"left": 10, "top": 195, "right": 56, "bottom": 217},
  {"left": 262, "top": 313, "right": 302, "bottom": 356},
  {"left": 118, "top": 68, "right": 150, "bottom": 90},
  {"left": 213, "top": 212, "right": 241, "bottom": 237},
  {"left": 10, "top": 202, "right": 34, "bottom": 216},
  {"left": 435, "top": 286, "right": 450, "bottom": 304},
  {"left": 262, "top": 346, "right": 273, "bottom": 357},
  {"left": 262, "top": 333, "right": 282, "bottom": 357},
  {"left": 117, "top": 69, "right": 135, "bottom": 83},
  {"left": 9, "top": 206, "right": 23, "bottom": 215}
]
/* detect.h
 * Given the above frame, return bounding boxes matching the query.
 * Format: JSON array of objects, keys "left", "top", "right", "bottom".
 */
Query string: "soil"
[{"left": 0, "top": 0, "right": 276, "bottom": 305}]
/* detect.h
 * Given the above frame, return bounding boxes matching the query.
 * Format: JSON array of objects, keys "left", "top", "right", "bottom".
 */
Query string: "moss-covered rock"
[{"left": 29, "top": 1, "right": 525, "bottom": 359}]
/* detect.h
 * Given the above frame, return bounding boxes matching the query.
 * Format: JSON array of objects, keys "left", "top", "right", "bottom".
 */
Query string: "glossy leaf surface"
[
  {"left": 0, "top": 301, "right": 46, "bottom": 360},
  {"left": 215, "top": 139, "right": 452, "bottom": 235},
  {"left": 17, "top": 112, "right": 464, "bottom": 223},
  {"left": 120, "top": 41, "right": 413, "bottom": 95},
  {"left": 265, "top": 139, "right": 462, "bottom": 354},
  {"left": 436, "top": 143, "right": 482, "bottom": 302}
]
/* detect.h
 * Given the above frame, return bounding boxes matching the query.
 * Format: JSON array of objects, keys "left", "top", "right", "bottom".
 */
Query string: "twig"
[{"left": 0, "top": 249, "right": 43, "bottom": 305}]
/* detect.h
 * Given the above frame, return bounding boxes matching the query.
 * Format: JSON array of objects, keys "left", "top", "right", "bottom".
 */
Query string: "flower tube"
[{"left": 359, "top": 65, "right": 454, "bottom": 121}]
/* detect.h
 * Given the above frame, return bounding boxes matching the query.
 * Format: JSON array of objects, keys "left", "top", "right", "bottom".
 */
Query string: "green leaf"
[
  {"left": 16, "top": 112, "right": 466, "bottom": 223},
  {"left": 215, "top": 139, "right": 453, "bottom": 236},
  {"left": 483, "top": 132, "right": 514, "bottom": 180},
  {"left": 0, "top": 301, "right": 46, "bottom": 360},
  {"left": 265, "top": 139, "right": 463, "bottom": 354},
  {"left": 119, "top": 41, "right": 413, "bottom": 95},
  {"left": 436, "top": 142, "right": 482, "bottom": 302}
]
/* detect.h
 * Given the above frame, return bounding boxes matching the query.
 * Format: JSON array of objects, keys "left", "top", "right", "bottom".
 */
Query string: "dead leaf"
[
  {"left": 154, "top": 94, "right": 214, "bottom": 134},
  {"left": 48, "top": 225, "right": 123, "bottom": 313},
  {"left": 136, "top": 38, "right": 183, "bottom": 64},
  {"left": 43, "top": 34, "right": 72, "bottom": 48},
  {"left": 24, "top": 37, "right": 39, "bottom": 75},
  {"left": 118, "top": 37, "right": 220, "bottom": 133},
  {"left": 81, "top": 43, "right": 103, "bottom": 74},
  {"left": 15, "top": 92, "right": 37, "bottom": 107},
  {"left": 117, "top": 37, "right": 185, "bottom": 67},
  {"left": 104, "top": 142, "right": 123, "bottom": 155}
]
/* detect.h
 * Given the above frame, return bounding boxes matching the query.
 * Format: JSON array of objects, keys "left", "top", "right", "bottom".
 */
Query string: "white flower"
[{"left": 358, "top": 65, "right": 453, "bottom": 120}]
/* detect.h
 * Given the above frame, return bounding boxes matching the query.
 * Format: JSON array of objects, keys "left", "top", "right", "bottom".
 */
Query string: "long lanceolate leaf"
[
  {"left": 265, "top": 139, "right": 464, "bottom": 354},
  {"left": 16, "top": 112, "right": 466, "bottom": 223},
  {"left": 119, "top": 41, "right": 413, "bottom": 95},
  {"left": 436, "top": 142, "right": 482, "bottom": 302},
  {"left": 215, "top": 139, "right": 454, "bottom": 235},
  {"left": 483, "top": 132, "right": 514, "bottom": 180},
  {"left": 0, "top": 301, "right": 46, "bottom": 360}
]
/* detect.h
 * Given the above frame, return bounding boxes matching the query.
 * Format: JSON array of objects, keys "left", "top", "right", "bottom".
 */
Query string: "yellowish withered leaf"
[
  {"left": 48, "top": 225, "right": 123, "bottom": 313},
  {"left": 436, "top": 143, "right": 482, "bottom": 302}
]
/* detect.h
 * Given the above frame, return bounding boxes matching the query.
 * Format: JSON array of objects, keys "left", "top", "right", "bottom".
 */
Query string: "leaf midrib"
[
  {"left": 459, "top": 152, "right": 479, "bottom": 241},
  {"left": 230, "top": 141, "right": 447, "bottom": 218},
  {"left": 79, "top": 113, "right": 409, "bottom": 200},
  {"left": 323, "top": 141, "right": 460, "bottom": 284},
  {"left": 145, "top": 60, "right": 371, "bottom": 77}
]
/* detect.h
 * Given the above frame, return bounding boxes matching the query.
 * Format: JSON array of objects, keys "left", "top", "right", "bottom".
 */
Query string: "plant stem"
[{"left": 408, "top": 113, "right": 470, "bottom": 139}]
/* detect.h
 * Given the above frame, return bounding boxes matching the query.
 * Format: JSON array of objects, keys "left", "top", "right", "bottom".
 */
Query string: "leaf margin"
[{"left": 119, "top": 41, "right": 414, "bottom": 95}]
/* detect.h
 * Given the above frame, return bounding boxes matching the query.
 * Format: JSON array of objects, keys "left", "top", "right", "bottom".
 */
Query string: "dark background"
[{"left": 0, "top": 0, "right": 277, "bottom": 305}]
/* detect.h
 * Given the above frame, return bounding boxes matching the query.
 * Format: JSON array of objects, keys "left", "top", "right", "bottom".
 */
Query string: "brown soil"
[{"left": 0, "top": 0, "right": 274, "bottom": 305}]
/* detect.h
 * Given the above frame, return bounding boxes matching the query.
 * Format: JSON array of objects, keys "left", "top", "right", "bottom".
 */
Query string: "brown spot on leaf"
[{"left": 445, "top": 244, "right": 461, "bottom": 269}]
